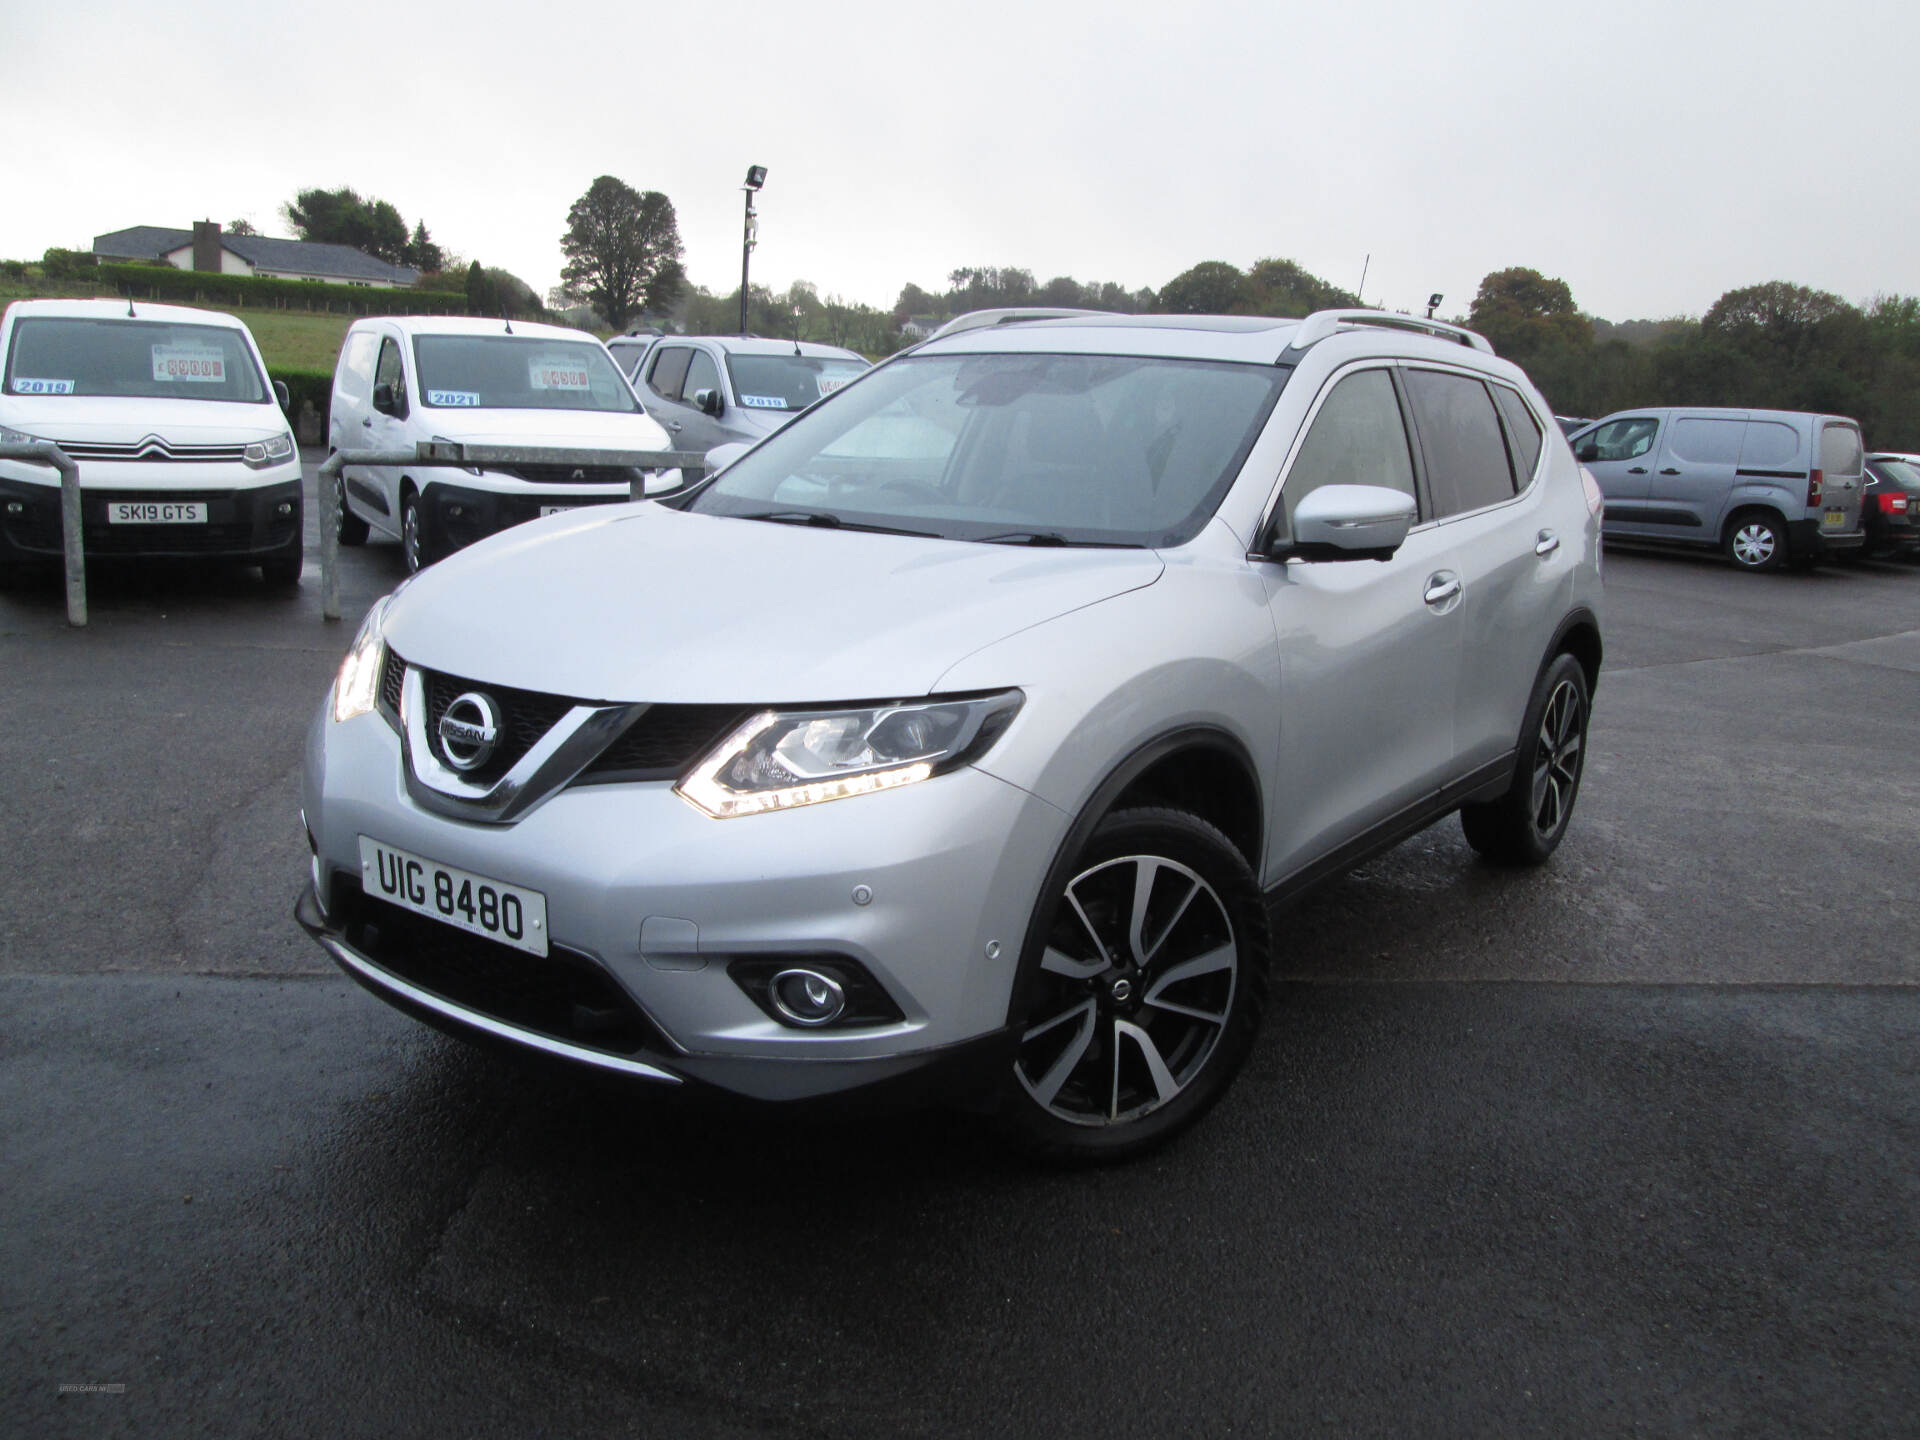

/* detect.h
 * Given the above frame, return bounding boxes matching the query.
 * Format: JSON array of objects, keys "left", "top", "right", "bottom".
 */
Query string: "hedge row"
[
  {"left": 271, "top": 368, "right": 334, "bottom": 431},
  {"left": 97, "top": 262, "right": 476, "bottom": 317}
]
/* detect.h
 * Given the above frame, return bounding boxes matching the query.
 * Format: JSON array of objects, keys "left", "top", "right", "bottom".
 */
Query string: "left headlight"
[
  {"left": 676, "top": 690, "right": 1024, "bottom": 819},
  {"left": 332, "top": 592, "right": 396, "bottom": 723},
  {"left": 243, "top": 433, "right": 296, "bottom": 469}
]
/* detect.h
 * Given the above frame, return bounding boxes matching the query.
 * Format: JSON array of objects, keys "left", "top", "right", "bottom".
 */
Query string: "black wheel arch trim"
[
  {"left": 1003, "top": 725, "right": 1263, "bottom": 1029},
  {"left": 1544, "top": 606, "right": 1603, "bottom": 695}
]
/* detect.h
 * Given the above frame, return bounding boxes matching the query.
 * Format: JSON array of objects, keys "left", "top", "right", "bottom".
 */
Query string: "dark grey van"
[{"left": 1570, "top": 408, "right": 1866, "bottom": 570}]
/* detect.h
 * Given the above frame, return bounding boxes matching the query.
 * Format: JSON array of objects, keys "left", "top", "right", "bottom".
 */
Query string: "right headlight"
[
  {"left": 676, "top": 690, "right": 1023, "bottom": 818},
  {"left": 331, "top": 586, "right": 406, "bottom": 723}
]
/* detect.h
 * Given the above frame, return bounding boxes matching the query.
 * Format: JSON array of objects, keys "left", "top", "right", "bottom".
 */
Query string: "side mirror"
[
  {"left": 372, "top": 382, "right": 403, "bottom": 417},
  {"left": 273, "top": 380, "right": 291, "bottom": 411},
  {"left": 1270, "top": 484, "right": 1417, "bottom": 563},
  {"left": 702, "top": 441, "right": 751, "bottom": 476},
  {"left": 1574, "top": 442, "right": 1598, "bottom": 463},
  {"left": 693, "top": 387, "right": 723, "bottom": 418}
]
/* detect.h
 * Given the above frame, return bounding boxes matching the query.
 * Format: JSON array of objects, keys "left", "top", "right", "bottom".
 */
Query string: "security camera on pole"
[{"left": 740, "top": 165, "right": 766, "bottom": 336}]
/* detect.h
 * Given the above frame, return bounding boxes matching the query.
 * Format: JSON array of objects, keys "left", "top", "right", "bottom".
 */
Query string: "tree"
[
  {"left": 1468, "top": 267, "right": 1593, "bottom": 362},
  {"left": 402, "top": 221, "right": 443, "bottom": 274},
  {"left": 282, "top": 187, "right": 412, "bottom": 265},
  {"left": 557, "top": 176, "right": 685, "bottom": 330},
  {"left": 1157, "top": 261, "right": 1245, "bottom": 314},
  {"left": 1242, "top": 258, "right": 1357, "bottom": 316},
  {"left": 226, "top": 218, "right": 258, "bottom": 236},
  {"left": 464, "top": 261, "right": 498, "bottom": 316}
]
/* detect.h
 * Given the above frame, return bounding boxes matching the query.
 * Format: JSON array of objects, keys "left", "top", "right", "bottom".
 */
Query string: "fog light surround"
[{"left": 770, "top": 968, "right": 846, "bottom": 1026}]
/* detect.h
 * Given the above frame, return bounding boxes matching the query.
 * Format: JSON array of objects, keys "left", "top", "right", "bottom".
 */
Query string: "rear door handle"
[
  {"left": 1535, "top": 529, "right": 1560, "bottom": 557},
  {"left": 1424, "top": 571, "right": 1461, "bottom": 606},
  {"left": 1659, "top": 467, "right": 1680, "bottom": 475}
]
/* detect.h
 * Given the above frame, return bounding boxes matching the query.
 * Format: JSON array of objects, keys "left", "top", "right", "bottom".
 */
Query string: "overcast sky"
[{"left": 7, "top": 0, "right": 1916, "bottom": 322}]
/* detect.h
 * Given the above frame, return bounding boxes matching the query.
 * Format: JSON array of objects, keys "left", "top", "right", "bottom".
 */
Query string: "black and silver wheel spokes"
[
  {"left": 1530, "top": 679, "right": 1584, "bottom": 837},
  {"left": 1016, "top": 855, "right": 1238, "bottom": 1126}
]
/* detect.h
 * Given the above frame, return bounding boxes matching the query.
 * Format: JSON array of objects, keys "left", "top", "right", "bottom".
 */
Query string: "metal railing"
[
  {"left": 316, "top": 441, "right": 710, "bottom": 621},
  {"left": 0, "top": 441, "right": 86, "bottom": 625},
  {"left": 0, "top": 438, "right": 711, "bottom": 628}
]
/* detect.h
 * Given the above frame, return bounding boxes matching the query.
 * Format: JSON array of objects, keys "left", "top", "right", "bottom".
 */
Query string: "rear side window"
[
  {"left": 1281, "top": 368, "right": 1418, "bottom": 524},
  {"left": 648, "top": 346, "right": 693, "bottom": 403},
  {"left": 1490, "top": 383, "right": 1543, "bottom": 483},
  {"left": 1740, "top": 421, "right": 1800, "bottom": 468},
  {"left": 1819, "top": 424, "right": 1863, "bottom": 476},
  {"left": 374, "top": 336, "right": 407, "bottom": 405},
  {"left": 1403, "top": 369, "right": 1515, "bottom": 517},
  {"left": 1669, "top": 417, "right": 1745, "bottom": 465}
]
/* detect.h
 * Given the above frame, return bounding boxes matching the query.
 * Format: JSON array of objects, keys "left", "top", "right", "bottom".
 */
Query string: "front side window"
[
  {"left": 1404, "top": 369, "right": 1516, "bottom": 518},
  {"left": 725, "top": 354, "right": 870, "bottom": 412},
  {"left": 4, "top": 318, "right": 268, "bottom": 402},
  {"left": 683, "top": 349, "right": 722, "bottom": 403},
  {"left": 686, "top": 351, "right": 1290, "bottom": 547},
  {"left": 1585, "top": 416, "right": 1659, "bottom": 462},
  {"left": 413, "top": 335, "right": 639, "bottom": 412},
  {"left": 374, "top": 336, "right": 407, "bottom": 408},
  {"left": 1280, "top": 368, "right": 1417, "bottom": 525}
]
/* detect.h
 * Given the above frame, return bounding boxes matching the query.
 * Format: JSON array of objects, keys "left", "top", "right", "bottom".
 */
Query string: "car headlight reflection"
[
  {"left": 331, "top": 592, "right": 397, "bottom": 723},
  {"left": 676, "top": 690, "right": 1023, "bottom": 818}
]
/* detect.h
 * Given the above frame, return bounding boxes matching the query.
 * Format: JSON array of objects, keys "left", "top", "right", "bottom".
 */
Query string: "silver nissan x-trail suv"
[{"left": 298, "top": 308, "right": 1603, "bottom": 1159}]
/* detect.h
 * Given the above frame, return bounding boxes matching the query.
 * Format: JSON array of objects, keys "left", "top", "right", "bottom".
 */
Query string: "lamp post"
[{"left": 740, "top": 165, "right": 766, "bottom": 336}]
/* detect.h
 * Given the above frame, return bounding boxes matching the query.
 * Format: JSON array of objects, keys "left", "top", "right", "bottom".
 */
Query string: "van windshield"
[
  {"left": 686, "top": 352, "right": 1289, "bottom": 547},
  {"left": 5, "top": 318, "right": 268, "bottom": 402},
  {"left": 413, "top": 335, "right": 640, "bottom": 413}
]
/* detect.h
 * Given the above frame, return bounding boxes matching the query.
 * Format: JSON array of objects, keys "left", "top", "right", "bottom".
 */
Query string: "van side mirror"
[
  {"left": 693, "top": 387, "right": 723, "bottom": 417},
  {"left": 1267, "top": 484, "right": 1417, "bottom": 563},
  {"left": 372, "top": 382, "right": 404, "bottom": 418},
  {"left": 1574, "top": 442, "right": 1598, "bottom": 462},
  {"left": 273, "top": 380, "right": 291, "bottom": 411}
]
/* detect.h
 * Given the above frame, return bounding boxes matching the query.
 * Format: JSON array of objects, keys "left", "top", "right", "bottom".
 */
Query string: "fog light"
[
  {"left": 4, "top": 501, "right": 22, "bottom": 515},
  {"left": 770, "top": 968, "right": 846, "bottom": 1026},
  {"left": 449, "top": 504, "right": 464, "bottom": 517},
  {"left": 276, "top": 501, "right": 293, "bottom": 516}
]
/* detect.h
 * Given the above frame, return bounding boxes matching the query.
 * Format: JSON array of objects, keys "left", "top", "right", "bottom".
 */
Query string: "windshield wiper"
[
  {"left": 974, "top": 530, "right": 1144, "bottom": 548},
  {"left": 732, "top": 510, "right": 938, "bottom": 538}
]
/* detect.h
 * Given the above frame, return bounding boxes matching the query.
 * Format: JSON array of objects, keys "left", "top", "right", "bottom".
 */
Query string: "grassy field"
[{"left": 4, "top": 277, "right": 358, "bottom": 373}]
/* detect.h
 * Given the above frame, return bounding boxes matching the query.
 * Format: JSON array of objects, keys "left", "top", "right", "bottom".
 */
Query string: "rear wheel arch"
[{"left": 1547, "top": 609, "right": 1602, "bottom": 696}]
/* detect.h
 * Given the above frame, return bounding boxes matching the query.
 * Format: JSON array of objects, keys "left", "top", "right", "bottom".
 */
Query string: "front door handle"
[
  {"left": 666, "top": 420, "right": 682, "bottom": 432},
  {"left": 1660, "top": 467, "right": 1680, "bottom": 475},
  {"left": 1424, "top": 571, "right": 1461, "bottom": 607},
  {"left": 1628, "top": 466, "right": 1648, "bottom": 474},
  {"left": 361, "top": 417, "right": 373, "bottom": 428},
  {"left": 1535, "top": 529, "right": 1560, "bottom": 557}
]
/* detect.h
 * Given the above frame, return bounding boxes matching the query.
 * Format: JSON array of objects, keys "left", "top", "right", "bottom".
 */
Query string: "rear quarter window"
[{"left": 1490, "top": 384, "right": 1543, "bottom": 483}]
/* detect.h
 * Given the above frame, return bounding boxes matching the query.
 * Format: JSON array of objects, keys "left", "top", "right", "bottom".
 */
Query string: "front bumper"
[
  {"left": 419, "top": 479, "right": 634, "bottom": 555},
  {"left": 300, "top": 700, "right": 1067, "bottom": 1099},
  {"left": 0, "top": 472, "right": 301, "bottom": 560}
]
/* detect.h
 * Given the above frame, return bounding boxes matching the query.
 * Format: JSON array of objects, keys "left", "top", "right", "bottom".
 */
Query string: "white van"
[
  {"left": 1569, "top": 407, "right": 1866, "bottom": 570},
  {"left": 0, "top": 298, "right": 303, "bottom": 584},
  {"left": 329, "top": 317, "right": 675, "bottom": 571}
]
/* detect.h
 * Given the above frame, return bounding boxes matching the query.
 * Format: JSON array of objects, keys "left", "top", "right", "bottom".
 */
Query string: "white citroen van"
[
  {"left": 328, "top": 316, "right": 675, "bottom": 572},
  {"left": 1569, "top": 407, "right": 1866, "bottom": 570},
  {"left": 0, "top": 299, "right": 303, "bottom": 584}
]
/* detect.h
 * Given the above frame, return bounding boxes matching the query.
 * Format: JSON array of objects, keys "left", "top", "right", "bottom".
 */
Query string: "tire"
[
  {"left": 1724, "top": 509, "right": 1786, "bottom": 572},
  {"left": 998, "top": 806, "right": 1270, "bottom": 1162},
  {"left": 259, "top": 524, "right": 303, "bottom": 586},
  {"left": 400, "top": 488, "right": 432, "bottom": 573},
  {"left": 1459, "top": 652, "right": 1590, "bottom": 867},
  {"left": 335, "top": 468, "right": 369, "bottom": 547}
]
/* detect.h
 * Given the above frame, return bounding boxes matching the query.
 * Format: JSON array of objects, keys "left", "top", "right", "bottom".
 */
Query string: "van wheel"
[
  {"left": 1724, "top": 510, "right": 1786, "bottom": 571},
  {"left": 1460, "top": 652, "right": 1590, "bottom": 866},
  {"left": 335, "top": 470, "right": 369, "bottom": 547},
  {"left": 998, "top": 807, "right": 1270, "bottom": 1163},
  {"left": 400, "top": 489, "right": 430, "bottom": 573}
]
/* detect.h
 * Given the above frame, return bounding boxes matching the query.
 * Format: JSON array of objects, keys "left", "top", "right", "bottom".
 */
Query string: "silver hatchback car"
[{"left": 298, "top": 308, "right": 1603, "bottom": 1159}]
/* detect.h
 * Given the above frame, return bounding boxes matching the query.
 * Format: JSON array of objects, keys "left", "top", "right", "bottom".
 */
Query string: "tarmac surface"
[{"left": 3, "top": 458, "right": 1917, "bottom": 1436}]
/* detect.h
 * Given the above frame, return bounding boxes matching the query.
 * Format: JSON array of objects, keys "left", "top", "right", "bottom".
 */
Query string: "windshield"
[
  {"left": 413, "top": 335, "right": 640, "bottom": 412},
  {"left": 4, "top": 318, "right": 268, "bottom": 402},
  {"left": 725, "top": 353, "right": 870, "bottom": 412},
  {"left": 687, "top": 352, "right": 1290, "bottom": 546}
]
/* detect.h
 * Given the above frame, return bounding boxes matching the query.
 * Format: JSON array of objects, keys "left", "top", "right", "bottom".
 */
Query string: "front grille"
[
  {"left": 497, "top": 464, "right": 641, "bottom": 487},
  {"left": 419, "top": 666, "right": 586, "bottom": 784},
  {"left": 333, "top": 877, "right": 666, "bottom": 1058},
  {"left": 52, "top": 438, "right": 249, "bottom": 462},
  {"left": 378, "top": 648, "right": 406, "bottom": 719},
  {"left": 580, "top": 705, "right": 748, "bottom": 781}
]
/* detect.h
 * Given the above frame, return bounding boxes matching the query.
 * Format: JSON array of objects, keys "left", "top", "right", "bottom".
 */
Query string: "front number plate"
[
  {"left": 1823, "top": 508, "right": 1847, "bottom": 529},
  {"left": 538, "top": 504, "right": 578, "bottom": 517},
  {"left": 109, "top": 501, "right": 206, "bottom": 524},
  {"left": 357, "top": 836, "right": 548, "bottom": 956}
]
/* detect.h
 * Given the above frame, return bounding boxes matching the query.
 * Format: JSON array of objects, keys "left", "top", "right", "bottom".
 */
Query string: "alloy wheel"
[
  {"left": 1530, "top": 678, "right": 1584, "bottom": 838},
  {"left": 1015, "top": 854, "right": 1239, "bottom": 1126},
  {"left": 402, "top": 498, "right": 422, "bottom": 572}
]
